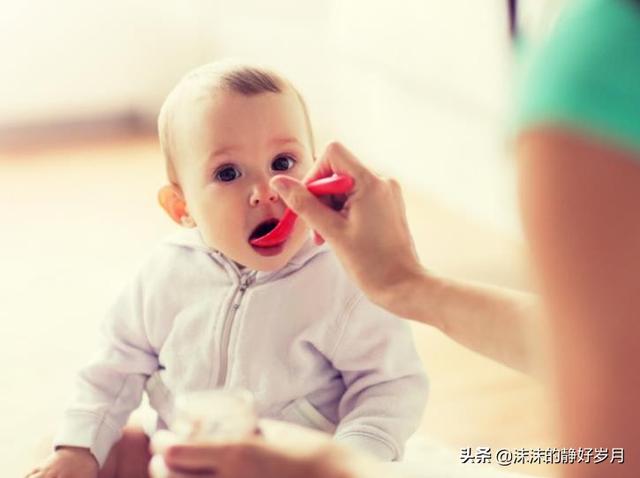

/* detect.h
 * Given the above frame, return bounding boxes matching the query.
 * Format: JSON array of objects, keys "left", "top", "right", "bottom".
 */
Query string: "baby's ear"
[{"left": 158, "top": 185, "right": 195, "bottom": 227}]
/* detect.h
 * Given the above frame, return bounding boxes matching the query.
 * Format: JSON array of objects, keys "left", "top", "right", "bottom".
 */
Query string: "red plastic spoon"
[{"left": 250, "top": 174, "right": 354, "bottom": 247}]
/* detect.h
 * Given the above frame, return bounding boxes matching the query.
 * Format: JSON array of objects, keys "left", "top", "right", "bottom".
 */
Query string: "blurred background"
[{"left": 2, "top": 0, "right": 566, "bottom": 476}]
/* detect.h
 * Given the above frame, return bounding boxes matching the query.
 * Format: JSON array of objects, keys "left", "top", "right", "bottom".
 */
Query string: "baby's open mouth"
[{"left": 249, "top": 218, "right": 279, "bottom": 243}]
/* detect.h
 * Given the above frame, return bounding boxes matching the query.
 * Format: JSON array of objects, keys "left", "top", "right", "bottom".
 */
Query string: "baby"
[{"left": 33, "top": 62, "right": 428, "bottom": 477}]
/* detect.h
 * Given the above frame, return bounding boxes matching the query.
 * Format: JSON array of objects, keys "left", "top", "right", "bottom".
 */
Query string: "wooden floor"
[{"left": 1, "top": 136, "right": 552, "bottom": 477}]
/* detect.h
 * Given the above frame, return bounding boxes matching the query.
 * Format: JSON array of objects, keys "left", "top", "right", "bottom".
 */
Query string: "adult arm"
[{"left": 270, "top": 142, "right": 540, "bottom": 373}]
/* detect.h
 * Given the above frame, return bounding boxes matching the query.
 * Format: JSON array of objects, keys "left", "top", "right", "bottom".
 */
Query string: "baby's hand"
[{"left": 26, "top": 447, "right": 99, "bottom": 478}]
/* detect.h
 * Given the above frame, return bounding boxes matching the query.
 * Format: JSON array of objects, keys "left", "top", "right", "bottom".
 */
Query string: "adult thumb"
[{"left": 270, "top": 176, "right": 344, "bottom": 239}]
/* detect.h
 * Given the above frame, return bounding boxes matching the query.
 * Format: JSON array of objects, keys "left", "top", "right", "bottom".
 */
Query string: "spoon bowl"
[{"left": 250, "top": 174, "right": 354, "bottom": 247}]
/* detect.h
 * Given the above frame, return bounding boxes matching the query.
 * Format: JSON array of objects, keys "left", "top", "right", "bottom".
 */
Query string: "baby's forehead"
[{"left": 169, "top": 86, "right": 308, "bottom": 167}]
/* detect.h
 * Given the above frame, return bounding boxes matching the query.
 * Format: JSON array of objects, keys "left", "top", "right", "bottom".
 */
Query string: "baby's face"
[{"left": 174, "top": 88, "right": 314, "bottom": 271}]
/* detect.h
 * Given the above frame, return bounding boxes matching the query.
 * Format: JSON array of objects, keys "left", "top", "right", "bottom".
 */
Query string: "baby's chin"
[
  {"left": 204, "top": 225, "right": 309, "bottom": 272},
  {"left": 245, "top": 237, "right": 306, "bottom": 271}
]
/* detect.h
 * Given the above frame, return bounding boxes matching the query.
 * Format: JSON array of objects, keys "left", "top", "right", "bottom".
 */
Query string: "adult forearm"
[{"left": 388, "top": 270, "right": 541, "bottom": 374}]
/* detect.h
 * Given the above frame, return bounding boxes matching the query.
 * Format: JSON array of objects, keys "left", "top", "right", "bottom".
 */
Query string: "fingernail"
[{"left": 271, "top": 177, "right": 290, "bottom": 193}]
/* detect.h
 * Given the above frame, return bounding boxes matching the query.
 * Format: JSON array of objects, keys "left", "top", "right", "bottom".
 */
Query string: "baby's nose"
[{"left": 249, "top": 184, "right": 278, "bottom": 206}]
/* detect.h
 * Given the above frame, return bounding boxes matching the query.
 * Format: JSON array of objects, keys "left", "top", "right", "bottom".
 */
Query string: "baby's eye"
[
  {"left": 271, "top": 155, "right": 296, "bottom": 172},
  {"left": 215, "top": 165, "right": 241, "bottom": 182}
]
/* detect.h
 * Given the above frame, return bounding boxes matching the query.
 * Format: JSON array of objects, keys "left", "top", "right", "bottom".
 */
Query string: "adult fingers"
[
  {"left": 164, "top": 438, "right": 257, "bottom": 473},
  {"left": 270, "top": 176, "right": 345, "bottom": 241},
  {"left": 151, "top": 431, "right": 218, "bottom": 476},
  {"left": 151, "top": 431, "right": 259, "bottom": 476},
  {"left": 149, "top": 454, "right": 216, "bottom": 478},
  {"left": 305, "top": 141, "right": 376, "bottom": 185}
]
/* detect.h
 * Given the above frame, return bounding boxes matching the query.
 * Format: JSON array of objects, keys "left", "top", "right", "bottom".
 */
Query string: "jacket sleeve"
[
  {"left": 330, "top": 293, "right": 429, "bottom": 461},
  {"left": 53, "top": 273, "right": 158, "bottom": 467}
]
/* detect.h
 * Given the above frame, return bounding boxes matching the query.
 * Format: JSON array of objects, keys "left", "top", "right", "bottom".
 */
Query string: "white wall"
[
  {"left": 0, "top": 0, "right": 212, "bottom": 123},
  {"left": 324, "top": 0, "right": 518, "bottom": 234}
]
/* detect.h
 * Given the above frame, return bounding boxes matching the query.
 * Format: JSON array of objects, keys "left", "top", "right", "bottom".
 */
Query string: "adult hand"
[
  {"left": 149, "top": 419, "right": 383, "bottom": 478},
  {"left": 270, "top": 142, "right": 425, "bottom": 319}
]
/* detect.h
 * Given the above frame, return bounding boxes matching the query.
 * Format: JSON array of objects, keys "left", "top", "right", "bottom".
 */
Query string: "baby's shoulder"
[
  {"left": 292, "top": 246, "right": 363, "bottom": 307},
  {"left": 131, "top": 230, "right": 218, "bottom": 294},
  {"left": 295, "top": 248, "right": 405, "bottom": 342}
]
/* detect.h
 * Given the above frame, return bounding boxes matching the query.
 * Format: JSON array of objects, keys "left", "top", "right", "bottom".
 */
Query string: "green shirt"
[{"left": 515, "top": 0, "right": 640, "bottom": 154}]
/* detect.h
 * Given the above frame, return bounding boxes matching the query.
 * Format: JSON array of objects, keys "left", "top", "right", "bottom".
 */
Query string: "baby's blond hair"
[{"left": 158, "top": 62, "right": 314, "bottom": 185}]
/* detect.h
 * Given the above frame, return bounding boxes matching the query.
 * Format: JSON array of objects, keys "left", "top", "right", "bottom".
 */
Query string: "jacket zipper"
[{"left": 216, "top": 271, "right": 256, "bottom": 387}]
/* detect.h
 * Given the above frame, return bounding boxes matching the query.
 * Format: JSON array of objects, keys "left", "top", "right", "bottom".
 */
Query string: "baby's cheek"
[
  {"left": 198, "top": 196, "right": 234, "bottom": 227},
  {"left": 196, "top": 212, "right": 239, "bottom": 248},
  {"left": 214, "top": 215, "right": 245, "bottom": 241}
]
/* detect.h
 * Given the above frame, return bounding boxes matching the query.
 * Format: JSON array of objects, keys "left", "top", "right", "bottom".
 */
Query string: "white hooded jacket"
[{"left": 54, "top": 229, "right": 428, "bottom": 465}]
